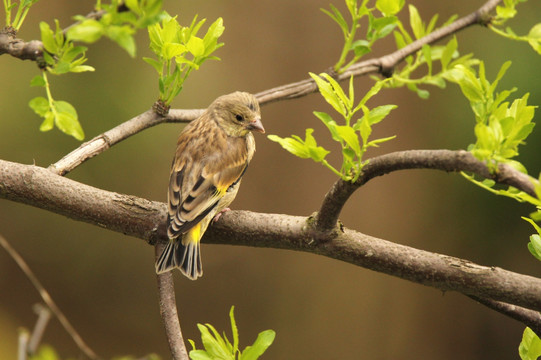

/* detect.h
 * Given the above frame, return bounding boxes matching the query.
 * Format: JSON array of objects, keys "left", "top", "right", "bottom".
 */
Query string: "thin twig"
[
  {"left": 0, "top": 233, "right": 100, "bottom": 360},
  {"left": 18, "top": 329, "right": 29, "bottom": 360},
  {"left": 27, "top": 304, "right": 52, "bottom": 354},
  {"left": 155, "top": 243, "right": 190, "bottom": 360},
  {"left": 48, "top": 0, "right": 503, "bottom": 175},
  {"left": 468, "top": 295, "right": 541, "bottom": 338}
]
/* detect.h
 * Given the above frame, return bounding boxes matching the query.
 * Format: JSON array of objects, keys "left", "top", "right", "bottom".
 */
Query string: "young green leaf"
[
  {"left": 376, "top": 0, "right": 405, "bottom": 16},
  {"left": 239, "top": 330, "right": 276, "bottom": 360},
  {"left": 66, "top": 19, "right": 104, "bottom": 43},
  {"left": 28, "top": 96, "right": 49, "bottom": 116},
  {"left": 408, "top": 4, "right": 424, "bottom": 39},
  {"left": 519, "top": 327, "right": 541, "bottom": 360}
]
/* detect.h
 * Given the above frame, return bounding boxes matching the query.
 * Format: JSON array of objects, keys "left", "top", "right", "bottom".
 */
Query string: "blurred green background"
[{"left": 1, "top": 1, "right": 541, "bottom": 359}]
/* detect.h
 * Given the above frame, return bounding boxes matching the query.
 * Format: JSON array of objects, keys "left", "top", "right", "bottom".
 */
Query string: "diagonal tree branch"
[
  {"left": 314, "top": 150, "right": 538, "bottom": 231},
  {"left": 46, "top": 0, "right": 503, "bottom": 175},
  {"left": 2, "top": 154, "right": 541, "bottom": 317},
  {"left": 47, "top": 109, "right": 201, "bottom": 176}
]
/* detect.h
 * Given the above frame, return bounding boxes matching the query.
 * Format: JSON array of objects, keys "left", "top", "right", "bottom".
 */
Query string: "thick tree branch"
[
  {"left": 2, "top": 157, "right": 541, "bottom": 315},
  {"left": 155, "top": 244, "right": 189, "bottom": 360},
  {"left": 46, "top": 0, "right": 503, "bottom": 174},
  {"left": 315, "top": 150, "right": 538, "bottom": 231},
  {"left": 0, "top": 31, "right": 43, "bottom": 61}
]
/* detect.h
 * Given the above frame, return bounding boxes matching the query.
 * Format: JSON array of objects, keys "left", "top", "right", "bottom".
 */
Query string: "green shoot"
[
  {"left": 269, "top": 74, "right": 396, "bottom": 182},
  {"left": 188, "top": 306, "right": 275, "bottom": 360}
]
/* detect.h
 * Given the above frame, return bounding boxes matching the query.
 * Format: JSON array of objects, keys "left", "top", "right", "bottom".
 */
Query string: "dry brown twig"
[{"left": 0, "top": 233, "right": 100, "bottom": 360}]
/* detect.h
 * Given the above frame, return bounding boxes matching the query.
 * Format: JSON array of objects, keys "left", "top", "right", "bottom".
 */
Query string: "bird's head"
[{"left": 211, "top": 92, "right": 265, "bottom": 137}]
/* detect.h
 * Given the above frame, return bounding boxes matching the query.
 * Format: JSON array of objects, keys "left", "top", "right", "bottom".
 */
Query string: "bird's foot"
[{"left": 213, "top": 208, "right": 231, "bottom": 223}]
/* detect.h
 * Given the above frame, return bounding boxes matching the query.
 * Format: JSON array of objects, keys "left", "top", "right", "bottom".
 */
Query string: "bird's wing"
[{"left": 167, "top": 137, "right": 249, "bottom": 239}]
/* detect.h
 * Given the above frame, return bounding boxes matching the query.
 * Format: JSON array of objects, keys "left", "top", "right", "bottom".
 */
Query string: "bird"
[{"left": 155, "top": 91, "right": 265, "bottom": 280}]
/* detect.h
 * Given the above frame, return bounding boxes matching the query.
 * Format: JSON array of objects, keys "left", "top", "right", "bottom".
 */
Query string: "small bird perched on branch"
[{"left": 156, "top": 92, "right": 265, "bottom": 279}]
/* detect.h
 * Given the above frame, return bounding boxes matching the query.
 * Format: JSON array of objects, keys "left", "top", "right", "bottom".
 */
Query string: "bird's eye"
[{"left": 235, "top": 114, "right": 244, "bottom": 122}]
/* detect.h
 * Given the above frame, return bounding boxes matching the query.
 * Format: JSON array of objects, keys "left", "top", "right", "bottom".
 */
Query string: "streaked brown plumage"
[{"left": 155, "top": 92, "right": 264, "bottom": 279}]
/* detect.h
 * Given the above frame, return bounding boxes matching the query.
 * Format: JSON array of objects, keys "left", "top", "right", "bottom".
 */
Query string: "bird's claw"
[{"left": 213, "top": 208, "right": 231, "bottom": 223}]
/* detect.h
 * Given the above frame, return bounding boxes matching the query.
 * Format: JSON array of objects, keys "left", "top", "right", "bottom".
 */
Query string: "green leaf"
[
  {"left": 527, "top": 234, "right": 541, "bottom": 262},
  {"left": 240, "top": 330, "right": 276, "bottom": 360},
  {"left": 422, "top": 44, "right": 432, "bottom": 74},
  {"left": 310, "top": 72, "right": 346, "bottom": 115},
  {"left": 489, "top": 60, "right": 512, "bottom": 96},
  {"left": 369, "top": 15, "right": 398, "bottom": 41},
  {"left": 203, "top": 17, "right": 225, "bottom": 49},
  {"left": 143, "top": 57, "right": 163, "bottom": 73},
  {"left": 67, "top": 19, "right": 104, "bottom": 43},
  {"left": 106, "top": 25, "right": 136, "bottom": 57},
  {"left": 528, "top": 23, "right": 541, "bottom": 54},
  {"left": 351, "top": 39, "right": 371, "bottom": 57},
  {"left": 70, "top": 65, "right": 95, "bottom": 73},
  {"left": 229, "top": 306, "right": 239, "bottom": 354},
  {"left": 197, "top": 324, "right": 233, "bottom": 359},
  {"left": 376, "top": 0, "right": 405, "bottom": 16},
  {"left": 408, "top": 4, "right": 424, "bottom": 39},
  {"left": 366, "top": 135, "right": 397, "bottom": 147},
  {"left": 30, "top": 75, "right": 46, "bottom": 87},
  {"left": 53, "top": 100, "right": 84, "bottom": 140},
  {"left": 187, "top": 36, "right": 205, "bottom": 57},
  {"left": 28, "top": 344, "right": 61, "bottom": 360},
  {"left": 164, "top": 43, "right": 187, "bottom": 59},
  {"left": 39, "top": 21, "right": 57, "bottom": 54},
  {"left": 29, "top": 96, "right": 50, "bottom": 116},
  {"left": 321, "top": 5, "right": 348, "bottom": 39},
  {"left": 441, "top": 36, "right": 457, "bottom": 70},
  {"left": 39, "top": 112, "right": 55, "bottom": 132},
  {"left": 336, "top": 125, "right": 361, "bottom": 156},
  {"left": 314, "top": 111, "right": 341, "bottom": 142},
  {"left": 519, "top": 327, "right": 541, "bottom": 360},
  {"left": 188, "top": 350, "right": 213, "bottom": 360},
  {"left": 367, "top": 104, "right": 397, "bottom": 125},
  {"left": 267, "top": 134, "right": 310, "bottom": 159}
]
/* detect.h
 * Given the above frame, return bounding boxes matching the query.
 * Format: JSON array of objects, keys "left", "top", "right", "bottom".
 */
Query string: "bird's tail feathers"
[{"left": 155, "top": 224, "right": 203, "bottom": 280}]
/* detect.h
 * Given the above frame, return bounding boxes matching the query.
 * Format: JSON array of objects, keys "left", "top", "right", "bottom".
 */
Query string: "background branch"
[
  {"left": 0, "top": 233, "right": 99, "bottom": 360},
  {"left": 2, "top": 156, "right": 541, "bottom": 315}
]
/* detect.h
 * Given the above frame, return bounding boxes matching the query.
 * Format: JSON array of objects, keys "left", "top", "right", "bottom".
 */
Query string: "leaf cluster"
[
  {"left": 143, "top": 14, "right": 224, "bottom": 106},
  {"left": 67, "top": 0, "right": 166, "bottom": 57},
  {"left": 189, "top": 306, "right": 275, "bottom": 360},
  {"left": 269, "top": 73, "right": 395, "bottom": 182},
  {"left": 444, "top": 61, "right": 536, "bottom": 171},
  {"left": 323, "top": 0, "right": 404, "bottom": 73},
  {"left": 3, "top": 0, "right": 38, "bottom": 30}
]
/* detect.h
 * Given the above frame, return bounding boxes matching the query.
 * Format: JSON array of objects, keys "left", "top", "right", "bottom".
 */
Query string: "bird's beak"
[{"left": 247, "top": 117, "right": 265, "bottom": 133}]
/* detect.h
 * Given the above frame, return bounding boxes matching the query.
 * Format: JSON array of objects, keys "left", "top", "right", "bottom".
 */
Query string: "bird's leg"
[{"left": 212, "top": 208, "right": 231, "bottom": 223}]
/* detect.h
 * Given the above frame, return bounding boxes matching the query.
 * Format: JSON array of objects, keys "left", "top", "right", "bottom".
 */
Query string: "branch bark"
[
  {"left": 155, "top": 244, "right": 189, "bottom": 360},
  {"left": 2, "top": 156, "right": 541, "bottom": 316},
  {"left": 315, "top": 150, "right": 538, "bottom": 231}
]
